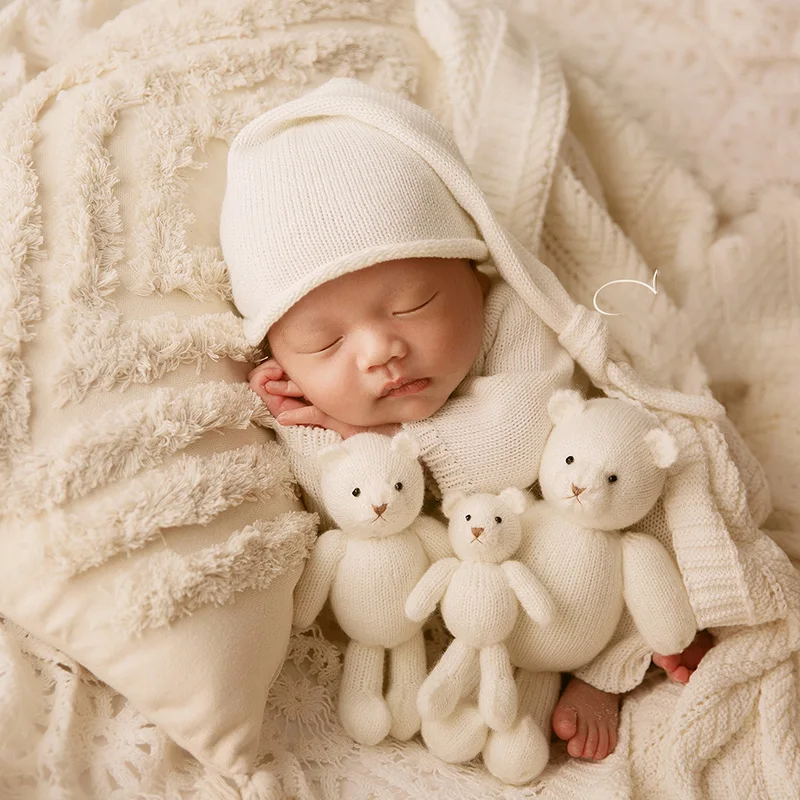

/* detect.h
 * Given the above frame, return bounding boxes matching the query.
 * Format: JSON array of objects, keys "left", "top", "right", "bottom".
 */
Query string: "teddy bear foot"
[
  {"left": 338, "top": 690, "right": 392, "bottom": 746},
  {"left": 482, "top": 714, "right": 549, "bottom": 785},
  {"left": 386, "top": 683, "right": 421, "bottom": 740},
  {"left": 421, "top": 701, "right": 489, "bottom": 763}
]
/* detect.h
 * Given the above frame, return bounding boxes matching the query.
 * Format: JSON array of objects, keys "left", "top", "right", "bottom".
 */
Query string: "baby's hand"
[
  {"left": 247, "top": 360, "right": 400, "bottom": 439},
  {"left": 652, "top": 629, "right": 714, "bottom": 684},
  {"left": 248, "top": 359, "right": 307, "bottom": 418}
]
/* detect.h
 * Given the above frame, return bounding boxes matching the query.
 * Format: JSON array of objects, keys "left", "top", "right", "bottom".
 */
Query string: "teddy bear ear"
[
  {"left": 390, "top": 430, "right": 421, "bottom": 460},
  {"left": 317, "top": 442, "right": 346, "bottom": 469},
  {"left": 441, "top": 491, "right": 466, "bottom": 519},
  {"left": 644, "top": 428, "right": 679, "bottom": 469},
  {"left": 498, "top": 487, "right": 530, "bottom": 515},
  {"left": 547, "top": 389, "right": 586, "bottom": 425}
]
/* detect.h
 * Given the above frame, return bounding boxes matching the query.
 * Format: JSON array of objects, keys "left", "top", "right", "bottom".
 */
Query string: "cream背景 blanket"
[{"left": 1, "top": 0, "right": 799, "bottom": 798}]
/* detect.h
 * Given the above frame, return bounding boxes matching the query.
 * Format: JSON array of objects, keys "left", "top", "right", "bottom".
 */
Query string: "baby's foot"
[
  {"left": 653, "top": 629, "right": 714, "bottom": 684},
  {"left": 551, "top": 677, "right": 619, "bottom": 760}
]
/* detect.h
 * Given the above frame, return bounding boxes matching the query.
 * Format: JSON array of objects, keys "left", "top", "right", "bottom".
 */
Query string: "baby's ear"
[
  {"left": 390, "top": 430, "right": 421, "bottom": 460},
  {"left": 441, "top": 491, "right": 467, "bottom": 519},
  {"left": 547, "top": 389, "right": 586, "bottom": 425},
  {"left": 498, "top": 487, "right": 530, "bottom": 515},
  {"left": 317, "top": 442, "right": 346, "bottom": 469},
  {"left": 644, "top": 428, "right": 678, "bottom": 469}
]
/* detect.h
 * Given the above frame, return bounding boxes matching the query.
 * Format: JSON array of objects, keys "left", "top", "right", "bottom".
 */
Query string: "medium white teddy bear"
[
  {"left": 292, "top": 431, "right": 449, "bottom": 746},
  {"left": 423, "top": 390, "right": 698, "bottom": 784},
  {"left": 405, "top": 488, "right": 554, "bottom": 732}
]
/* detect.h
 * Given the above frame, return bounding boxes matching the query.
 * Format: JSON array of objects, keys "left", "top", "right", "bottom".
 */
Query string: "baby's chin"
[{"left": 337, "top": 394, "right": 448, "bottom": 428}]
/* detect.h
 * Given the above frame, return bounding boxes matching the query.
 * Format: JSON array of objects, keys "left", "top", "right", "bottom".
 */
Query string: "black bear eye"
[
  {"left": 566, "top": 456, "right": 574, "bottom": 465},
  {"left": 352, "top": 487, "right": 361, "bottom": 497},
  {"left": 608, "top": 475, "right": 618, "bottom": 483},
  {"left": 394, "top": 482, "right": 403, "bottom": 491},
  {"left": 465, "top": 514, "right": 471, "bottom": 521},
  {"left": 495, "top": 516, "right": 502, "bottom": 524}
]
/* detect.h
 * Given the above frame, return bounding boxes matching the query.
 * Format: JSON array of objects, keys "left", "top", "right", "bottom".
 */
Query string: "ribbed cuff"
[{"left": 403, "top": 419, "right": 478, "bottom": 495}]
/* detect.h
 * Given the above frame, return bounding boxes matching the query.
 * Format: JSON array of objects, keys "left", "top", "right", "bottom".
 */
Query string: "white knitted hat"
[
  {"left": 220, "top": 99, "right": 488, "bottom": 347},
  {"left": 220, "top": 78, "right": 724, "bottom": 420}
]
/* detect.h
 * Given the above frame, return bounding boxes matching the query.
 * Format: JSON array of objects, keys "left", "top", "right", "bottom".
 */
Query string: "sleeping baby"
[{"left": 219, "top": 78, "right": 712, "bottom": 773}]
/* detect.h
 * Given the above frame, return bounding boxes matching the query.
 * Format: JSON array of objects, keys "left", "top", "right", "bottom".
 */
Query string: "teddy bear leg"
[
  {"left": 338, "top": 640, "right": 392, "bottom": 746},
  {"left": 478, "top": 643, "right": 518, "bottom": 732},
  {"left": 417, "top": 638, "right": 478, "bottom": 721},
  {"left": 421, "top": 699, "right": 489, "bottom": 763},
  {"left": 386, "top": 631, "right": 426, "bottom": 740},
  {"left": 482, "top": 669, "right": 559, "bottom": 785}
]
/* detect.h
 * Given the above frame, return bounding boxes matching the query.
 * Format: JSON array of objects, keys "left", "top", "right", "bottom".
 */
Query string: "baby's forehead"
[{"left": 278, "top": 259, "right": 451, "bottom": 325}]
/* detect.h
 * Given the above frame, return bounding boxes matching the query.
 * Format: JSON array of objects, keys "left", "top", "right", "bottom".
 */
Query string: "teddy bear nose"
[
  {"left": 372, "top": 503, "right": 387, "bottom": 516},
  {"left": 471, "top": 527, "right": 484, "bottom": 538},
  {"left": 570, "top": 483, "right": 585, "bottom": 497}
]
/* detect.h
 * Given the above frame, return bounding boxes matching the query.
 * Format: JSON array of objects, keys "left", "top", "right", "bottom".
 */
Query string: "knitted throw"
[{"left": 0, "top": 1, "right": 799, "bottom": 799}]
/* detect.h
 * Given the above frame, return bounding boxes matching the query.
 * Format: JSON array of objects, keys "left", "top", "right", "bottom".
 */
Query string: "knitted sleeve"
[
  {"left": 572, "top": 608, "right": 653, "bottom": 693},
  {"left": 268, "top": 423, "right": 341, "bottom": 529},
  {"left": 404, "top": 281, "right": 575, "bottom": 494}
]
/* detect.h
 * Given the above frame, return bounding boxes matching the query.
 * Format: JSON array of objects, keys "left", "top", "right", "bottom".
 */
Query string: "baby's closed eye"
[{"left": 393, "top": 292, "right": 438, "bottom": 316}]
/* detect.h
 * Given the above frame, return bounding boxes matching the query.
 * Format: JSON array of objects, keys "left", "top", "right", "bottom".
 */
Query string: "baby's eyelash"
[
  {"left": 394, "top": 292, "right": 438, "bottom": 316},
  {"left": 307, "top": 337, "right": 342, "bottom": 355}
]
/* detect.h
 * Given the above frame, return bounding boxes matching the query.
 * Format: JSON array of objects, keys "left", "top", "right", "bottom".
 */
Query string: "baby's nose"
[
  {"left": 471, "top": 527, "right": 484, "bottom": 538},
  {"left": 355, "top": 328, "right": 407, "bottom": 371},
  {"left": 372, "top": 503, "right": 387, "bottom": 516}
]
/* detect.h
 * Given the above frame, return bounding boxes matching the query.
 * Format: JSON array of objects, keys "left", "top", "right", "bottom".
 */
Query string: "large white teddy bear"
[
  {"left": 423, "top": 390, "right": 698, "bottom": 783},
  {"left": 292, "top": 431, "right": 449, "bottom": 746},
  {"left": 405, "top": 488, "right": 554, "bottom": 732}
]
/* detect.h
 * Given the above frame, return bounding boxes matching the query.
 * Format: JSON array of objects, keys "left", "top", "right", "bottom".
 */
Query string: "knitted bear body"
[
  {"left": 441, "top": 561, "right": 520, "bottom": 645},
  {"left": 293, "top": 431, "right": 449, "bottom": 747},
  {"left": 407, "top": 489, "right": 554, "bottom": 734},
  {"left": 507, "top": 502, "right": 625, "bottom": 672},
  {"left": 331, "top": 531, "right": 429, "bottom": 648}
]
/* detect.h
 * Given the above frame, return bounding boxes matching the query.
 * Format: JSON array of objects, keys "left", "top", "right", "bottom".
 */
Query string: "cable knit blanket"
[{"left": 1, "top": 1, "right": 799, "bottom": 798}]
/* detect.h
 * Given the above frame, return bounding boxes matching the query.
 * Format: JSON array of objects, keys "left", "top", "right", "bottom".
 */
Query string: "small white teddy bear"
[
  {"left": 405, "top": 488, "right": 554, "bottom": 732},
  {"left": 292, "top": 431, "right": 449, "bottom": 747}
]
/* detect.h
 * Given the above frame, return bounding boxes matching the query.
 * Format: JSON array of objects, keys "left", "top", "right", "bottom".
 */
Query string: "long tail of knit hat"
[{"left": 220, "top": 78, "right": 723, "bottom": 420}]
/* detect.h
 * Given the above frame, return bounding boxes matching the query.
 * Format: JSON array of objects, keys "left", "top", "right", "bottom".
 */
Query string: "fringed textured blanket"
[{"left": 1, "top": 1, "right": 799, "bottom": 798}]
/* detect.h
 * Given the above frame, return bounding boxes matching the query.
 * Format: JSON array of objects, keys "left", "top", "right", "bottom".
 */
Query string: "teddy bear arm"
[
  {"left": 501, "top": 560, "right": 555, "bottom": 627},
  {"left": 405, "top": 558, "right": 460, "bottom": 623},
  {"left": 411, "top": 514, "right": 453, "bottom": 562},
  {"left": 621, "top": 531, "right": 697, "bottom": 655},
  {"left": 293, "top": 529, "right": 345, "bottom": 629}
]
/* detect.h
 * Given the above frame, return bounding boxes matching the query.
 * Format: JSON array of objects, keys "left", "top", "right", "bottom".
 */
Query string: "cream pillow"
[{"left": 0, "top": 0, "right": 439, "bottom": 791}]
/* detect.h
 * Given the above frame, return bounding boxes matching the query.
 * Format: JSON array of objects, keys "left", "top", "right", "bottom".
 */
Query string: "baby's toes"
[
  {"left": 566, "top": 713, "right": 589, "bottom": 758},
  {"left": 594, "top": 723, "right": 610, "bottom": 760},
  {"left": 582, "top": 720, "right": 600, "bottom": 760},
  {"left": 552, "top": 705, "right": 578, "bottom": 741},
  {"left": 671, "top": 665, "right": 691, "bottom": 684}
]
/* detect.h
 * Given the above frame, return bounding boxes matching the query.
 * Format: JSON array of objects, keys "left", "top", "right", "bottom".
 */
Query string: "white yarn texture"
[
  {"left": 220, "top": 112, "right": 488, "bottom": 346},
  {"left": 0, "top": 1, "right": 799, "bottom": 799}
]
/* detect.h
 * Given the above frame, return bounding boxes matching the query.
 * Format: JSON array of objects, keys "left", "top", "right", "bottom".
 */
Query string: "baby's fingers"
[
  {"left": 264, "top": 394, "right": 308, "bottom": 419},
  {"left": 276, "top": 405, "right": 329, "bottom": 428},
  {"left": 247, "top": 359, "right": 283, "bottom": 383},
  {"left": 265, "top": 379, "right": 304, "bottom": 397}
]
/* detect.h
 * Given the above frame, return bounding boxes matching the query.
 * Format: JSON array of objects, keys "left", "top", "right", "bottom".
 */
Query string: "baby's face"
[{"left": 268, "top": 257, "right": 487, "bottom": 427}]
